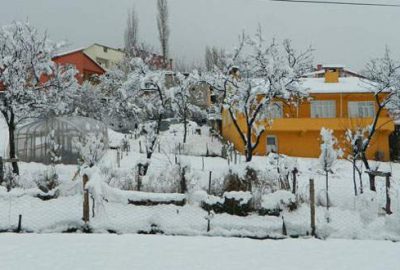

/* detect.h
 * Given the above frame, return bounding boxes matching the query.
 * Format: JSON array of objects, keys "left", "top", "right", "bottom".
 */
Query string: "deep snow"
[{"left": 0, "top": 234, "right": 399, "bottom": 270}]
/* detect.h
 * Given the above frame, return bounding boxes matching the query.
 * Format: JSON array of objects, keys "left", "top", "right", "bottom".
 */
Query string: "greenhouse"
[{"left": 15, "top": 116, "right": 109, "bottom": 164}]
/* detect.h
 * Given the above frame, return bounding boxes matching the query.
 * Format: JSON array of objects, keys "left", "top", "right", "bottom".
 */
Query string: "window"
[
  {"left": 103, "top": 47, "right": 108, "bottom": 53},
  {"left": 311, "top": 100, "right": 336, "bottom": 118},
  {"left": 348, "top": 101, "right": 375, "bottom": 118},
  {"left": 266, "top": 135, "right": 278, "bottom": 153},
  {"left": 267, "top": 102, "right": 283, "bottom": 119}
]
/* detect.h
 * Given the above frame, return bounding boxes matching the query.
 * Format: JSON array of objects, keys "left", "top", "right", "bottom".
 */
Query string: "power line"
[{"left": 270, "top": 0, "right": 400, "bottom": 7}]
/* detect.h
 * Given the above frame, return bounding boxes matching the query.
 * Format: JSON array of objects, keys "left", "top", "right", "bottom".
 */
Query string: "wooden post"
[
  {"left": 139, "top": 141, "right": 143, "bottom": 153},
  {"left": 292, "top": 168, "right": 298, "bottom": 194},
  {"left": 158, "top": 142, "right": 161, "bottom": 153},
  {"left": 207, "top": 210, "right": 211, "bottom": 232},
  {"left": 17, "top": 214, "right": 22, "bottom": 233},
  {"left": 137, "top": 164, "right": 142, "bottom": 191},
  {"left": 208, "top": 171, "right": 212, "bottom": 194},
  {"left": 282, "top": 216, "right": 287, "bottom": 236},
  {"left": 0, "top": 156, "right": 3, "bottom": 184},
  {"left": 202, "top": 157, "right": 205, "bottom": 171},
  {"left": 117, "top": 150, "right": 121, "bottom": 168},
  {"left": 180, "top": 167, "right": 187, "bottom": 193},
  {"left": 385, "top": 175, "right": 391, "bottom": 214},
  {"left": 309, "top": 179, "right": 316, "bottom": 237},
  {"left": 82, "top": 174, "right": 90, "bottom": 224}
]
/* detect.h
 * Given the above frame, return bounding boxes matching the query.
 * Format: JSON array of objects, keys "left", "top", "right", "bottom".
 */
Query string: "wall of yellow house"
[
  {"left": 280, "top": 93, "right": 390, "bottom": 119},
  {"left": 221, "top": 107, "right": 394, "bottom": 161}
]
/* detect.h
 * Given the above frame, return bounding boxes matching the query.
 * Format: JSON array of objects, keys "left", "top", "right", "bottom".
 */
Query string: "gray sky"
[{"left": 1, "top": 0, "right": 399, "bottom": 71}]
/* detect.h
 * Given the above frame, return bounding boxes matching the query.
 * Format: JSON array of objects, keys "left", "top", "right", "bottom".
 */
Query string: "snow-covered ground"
[
  {"left": 0, "top": 234, "right": 399, "bottom": 270},
  {"left": 1, "top": 115, "right": 400, "bottom": 240}
]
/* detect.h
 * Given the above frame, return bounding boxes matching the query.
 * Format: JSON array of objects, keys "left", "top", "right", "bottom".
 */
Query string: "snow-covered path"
[{"left": 0, "top": 234, "right": 399, "bottom": 270}]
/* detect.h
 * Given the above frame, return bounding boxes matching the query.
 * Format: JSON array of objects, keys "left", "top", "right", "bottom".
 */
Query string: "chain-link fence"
[{"left": 1, "top": 152, "right": 399, "bottom": 240}]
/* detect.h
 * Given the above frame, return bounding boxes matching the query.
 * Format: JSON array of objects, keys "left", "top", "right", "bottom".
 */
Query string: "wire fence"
[{"left": 1, "top": 162, "right": 399, "bottom": 241}]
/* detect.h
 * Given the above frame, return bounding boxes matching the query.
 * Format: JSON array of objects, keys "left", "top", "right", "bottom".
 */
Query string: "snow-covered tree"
[
  {"left": 362, "top": 48, "right": 400, "bottom": 191},
  {"left": 319, "top": 127, "right": 342, "bottom": 214},
  {"left": 75, "top": 134, "right": 106, "bottom": 168},
  {"left": 0, "top": 21, "right": 78, "bottom": 175},
  {"left": 205, "top": 29, "right": 313, "bottom": 162},
  {"left": 345, "top": 128, "right": 367, "bottom": 195},
  {"left": 121, "top": 58, "right": 169, "bottom": 158},
  {"left": 170, "top": 71, "right": 206, "bottom": 143},
  {"left": 97, "top": 68, "right": 140, "bottom": 131}
]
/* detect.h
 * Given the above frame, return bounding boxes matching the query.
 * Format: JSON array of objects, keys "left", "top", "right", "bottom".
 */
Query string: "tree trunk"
[
  {"left": 245, "top": 123, "right": 253, "bottom": 162},
  {"left": 183, "top": 116, "right": 187, "bottom": 144},
  {"left": 358, "top": 170, "right": 363, "bottom": 194},
  {"left": 326, "top": 170, "right": 329, "bottom": 210},
  {"left": 352, "top": 159, "right": 358, "bottom": 196},
  {"left": 326, "top": 170, "right": 330, "bottom": 223},
  {"left": 8, "top": 122, "right": 19, "bottom": 175}
]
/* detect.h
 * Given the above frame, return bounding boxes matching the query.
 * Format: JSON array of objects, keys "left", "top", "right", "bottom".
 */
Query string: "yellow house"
[{"left": 221, "top": 65, "right": 395, "bottom": 161}]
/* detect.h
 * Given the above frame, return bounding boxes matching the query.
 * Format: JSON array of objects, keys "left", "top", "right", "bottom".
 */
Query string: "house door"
[{"left": 266, "top": 135, "right": 278, "bottom": 154}]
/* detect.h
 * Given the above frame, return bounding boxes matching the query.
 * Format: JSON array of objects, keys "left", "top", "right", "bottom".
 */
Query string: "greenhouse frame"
[{"left": 15, "top": 116, "right": 109, "bottom": 164}]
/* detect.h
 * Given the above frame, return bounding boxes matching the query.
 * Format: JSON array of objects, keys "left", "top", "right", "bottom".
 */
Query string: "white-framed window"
[
  {"left": 267, "top": 102, "right": 283, "bottom": 119},
  {"left": 348, "top": 101, "right": 375, "bottom": 118},
  {"left": 311, "top": 100, "right": 336, "bottom": 118},
  {"left": 266, "top": 135, "right": 278, "bottom": 153}
]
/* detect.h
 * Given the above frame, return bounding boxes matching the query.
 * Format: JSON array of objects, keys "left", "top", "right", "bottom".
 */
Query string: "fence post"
[
  {"left": 17, "top": 214, "right": 22, "bottom": 233},
  {"left": 117, "top": 149, "right": 121, "bottom": 168},
  {"left": 208, "top": 171, "right": 212, "bottom": 194},
  {"left": 207, "top": 210, "right": 211, "bottom": 232},
  {"left": 309, "top": 179, "right": 316, "bottom": 237},
  {"left": 386, "top": 174, "right": 392, "bottom": 215},
  {"left": 202, "top": 157, "right": 205, "bottom": 171},
  {"left": 180, "top": 167, "right": 187, "bottom": 193},
  {"left": 292, "top": 168, "right": 298, "bottom": 194},
  {"left": 282, "top": 216, "right": 287, "bottom": 236},
  {"left": 139, "top": 141, "right": 143, "bottom": 153},
  {"left": 0, "top": 156, "right": 3, "bottom": 184},
  {"left": 82, "top": 174, "right": 90, "bottom": 224},
  {"left": 137, "top": 164, "right": 142, "bottom": 191}
]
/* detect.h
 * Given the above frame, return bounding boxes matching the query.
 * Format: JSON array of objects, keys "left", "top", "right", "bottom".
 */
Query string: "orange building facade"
[
  {"left": 221, "top": 65, "right": 395, "bottom": 161},
  {"left": 52, "top": 49, "right": 105, "bottom": 84}
]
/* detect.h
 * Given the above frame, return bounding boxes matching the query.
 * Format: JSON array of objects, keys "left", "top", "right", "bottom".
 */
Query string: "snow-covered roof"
[
  {"left": 52, "top": 47, "right": 86, "bottom": 58},
  {"left": 322, "top": 64, "right": 346, "bottom": 69},
  {"left": 301, "top": 77, "right": 375, "bottom": 94}
]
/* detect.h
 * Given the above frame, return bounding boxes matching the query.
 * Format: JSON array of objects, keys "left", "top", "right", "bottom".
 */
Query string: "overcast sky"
[{"left": 1, "top": 0, "right": 399, "bottom": 71}]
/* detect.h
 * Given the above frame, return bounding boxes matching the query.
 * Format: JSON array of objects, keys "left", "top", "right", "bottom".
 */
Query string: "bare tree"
[
  {"left": 157, "top": 0, "right": 170, "bottom": 67},
  {"left": 361, "top": 48, "right": 400, "bottom": 191},
  {"left": 124, "top": 5, "right": 139, "bottom": 58},
  {"left": 205, "top": 46, "right": 224, "bottom": 71}
]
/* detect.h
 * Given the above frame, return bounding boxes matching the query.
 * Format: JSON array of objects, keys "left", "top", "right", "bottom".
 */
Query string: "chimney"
[
  {"left": 325, "top": 68, "right": 339, "bottom": 83},
  {"left": 316, "top": 64, "right": 323, "bottom": 71}
]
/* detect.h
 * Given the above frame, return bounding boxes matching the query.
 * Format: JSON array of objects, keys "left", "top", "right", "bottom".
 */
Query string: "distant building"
[
  {"left": 52, "top": 49, "right": 106, "bottom": 84},
  {"left": 83, "top": 43, "right": 125, "bottom": 70}
]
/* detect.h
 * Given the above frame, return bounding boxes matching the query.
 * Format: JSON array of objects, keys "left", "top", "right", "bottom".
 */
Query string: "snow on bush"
[
  {"left": 223, "top": 191, "right": 252, "bottom": 205},
  {"left": 75, "top": 134, "right": 106, "bottom": 167},
  {"left": 261, "top": 190, "right": 296, "bottom": 211}
]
